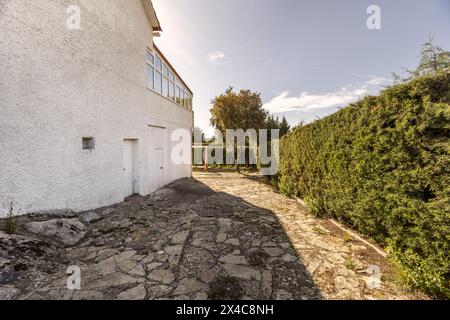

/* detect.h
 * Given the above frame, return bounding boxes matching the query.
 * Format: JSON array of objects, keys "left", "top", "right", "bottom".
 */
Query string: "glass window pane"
[
  {"left": 169, "top": 81, "right": 175, "bottom": 100},
  {"left": 176, "top": 86, "right": 181, "bottom": 103},
  {"left": 147, "top": 65, "right": 154, "bottom": 89},
  {"left": 155, "top": 55, "right": 162, "bottom": 70},
  {"left": 163, "top": 64, "right": 169, "bottom": 77},
  {"left": 147, "top": 52, "right": 154, "bottom": 65},
  {"left": 163, "top": 77, "right": 169, "bottom": 97},
  {"left": 155, "top": 71, "right": 162, "bottom": 94},
  {"left": 169, "top": 71, "right": 175, "bottom": 81}
]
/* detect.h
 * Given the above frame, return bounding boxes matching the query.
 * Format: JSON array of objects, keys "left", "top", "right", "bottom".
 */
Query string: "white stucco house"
[{"left": 0, "top": 0, "right": 194, "bottom": 217}]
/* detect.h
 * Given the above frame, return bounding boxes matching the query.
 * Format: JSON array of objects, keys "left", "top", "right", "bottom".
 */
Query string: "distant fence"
[{"left": 192, "top": 144, "right": 259, "bottom": 171}]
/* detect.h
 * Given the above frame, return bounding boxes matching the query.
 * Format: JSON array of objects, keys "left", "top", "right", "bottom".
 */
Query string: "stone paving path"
[{"left": 0, "top": 172, "right": 426, "bottom": 300}]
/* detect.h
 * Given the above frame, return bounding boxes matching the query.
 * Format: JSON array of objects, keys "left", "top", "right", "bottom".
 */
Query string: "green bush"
[{"left": 278, "top": 71, "right": 450, "bottom": 298}]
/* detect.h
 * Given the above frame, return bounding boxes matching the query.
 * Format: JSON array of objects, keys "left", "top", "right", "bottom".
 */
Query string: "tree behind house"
[{"left": 210, "top": 87, "right": 267, "bottom": 133}]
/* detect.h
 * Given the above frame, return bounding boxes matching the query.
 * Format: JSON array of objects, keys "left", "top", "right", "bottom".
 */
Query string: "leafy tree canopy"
[
  {"left": 210, "top": 87, "right": 267, "bottom": 133},
  {"left": 210, "top": 87, "right": 291, "bottom": 138}
]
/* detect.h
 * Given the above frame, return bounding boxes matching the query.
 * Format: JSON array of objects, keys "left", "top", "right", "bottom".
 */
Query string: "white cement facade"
[{"left": 0, "top": 0, "right": 193, "bottom": 217}]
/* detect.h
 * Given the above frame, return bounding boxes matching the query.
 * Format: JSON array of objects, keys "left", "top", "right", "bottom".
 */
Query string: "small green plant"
[
  {"left": 343, "top": 232, "right": 352, "bottom": 243},
  {"left": 4, "top": 202, "right": 18, "bottom": 235},
  {"left": 345, "top": 257, "right": 356, "bottom": 271},
  {"left": 313, "top": 226, "right": 327, "bottom": 235}
]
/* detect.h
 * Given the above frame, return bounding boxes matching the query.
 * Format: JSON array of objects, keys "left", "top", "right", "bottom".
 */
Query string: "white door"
[
  {"left": 149, "top": 127, "right": 165, "bottom": 191},
  {"left": 123, "top": 140, "right": 134, "bottom": 197}
]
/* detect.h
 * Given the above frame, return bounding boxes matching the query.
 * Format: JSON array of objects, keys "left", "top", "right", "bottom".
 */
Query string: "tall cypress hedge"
[{"left": 278, "top": 71, "right": 450, "bottom": 297}]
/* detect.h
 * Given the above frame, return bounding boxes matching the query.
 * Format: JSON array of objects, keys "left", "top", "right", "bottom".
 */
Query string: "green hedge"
[{"left": 278, "top": 72, "right": 450, "bottom": 297}]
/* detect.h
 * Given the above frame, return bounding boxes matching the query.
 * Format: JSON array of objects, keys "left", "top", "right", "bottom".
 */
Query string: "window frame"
[{"left": 146, "top": 49, "right": 192, "bottom": 110}]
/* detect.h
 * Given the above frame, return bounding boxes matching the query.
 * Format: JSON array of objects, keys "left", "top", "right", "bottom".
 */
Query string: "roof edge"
[{"left": 142, "top": 0, "right": 162, "bottom": 32}]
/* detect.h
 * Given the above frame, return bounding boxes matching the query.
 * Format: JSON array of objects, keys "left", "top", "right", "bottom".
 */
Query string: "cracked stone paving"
[{"left": 0, "top": 172, "right": 426, "bottom": 300}]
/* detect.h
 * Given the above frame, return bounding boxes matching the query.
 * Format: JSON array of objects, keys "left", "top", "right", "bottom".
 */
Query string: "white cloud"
[
  {"left": 263, "top": 77, "right": 389, "bottom": 114},
  {"left": 208, "top": 50, "right": 226, "bottom": 62},
  {"left": 365, "top": 77, "right": 391, "bottom": 86}
]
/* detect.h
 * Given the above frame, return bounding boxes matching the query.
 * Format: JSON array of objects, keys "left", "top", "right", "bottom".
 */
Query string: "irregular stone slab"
[
  {"left": 114, "top": 250, "right": 137, "bottom": 264},
  {"left": 148, "top": 285, "right": 173, "bottom": 299},
  {"left": 191, "top": 237, "right": 218, "bottom": 252},
  {"left": 155, "top": 253, "right": 169, "bottom": 263},
  {"left": 261, "top": 270, "right": 273, "bottom": 299},
  {"left": 281, "top": 253, "right": 298, "bottom": 262},
  {"left": 280, "top": 242, "right": 291, "bottom": 249},
  {"left": 224, "top": 238, "right": 240, "bottom": 246},
  {"left": 79, "top": 211, "right": 103, "bottom": 224},
  {"left": 94, "top": 256, "right": 116, "bottom": 276},
  {"left": 198, "top": 269, "right": 217, "bottom": 284},
  {"left": 117, "top": 284, "right": 146, "bottom": 300},
  {"left": 275, "top": 289, "right": 293, "bottom": 300},
  {"left": 90, "top": 273, "right": 139, "bottom": 289},
  {"left": 118, "top": 260, "right": 138, "bottom": 273},
  {"left": 129, "top": 264, "right": 146, "bottom": 277},
  {"left": 218, "top": 218, "right": 232, "bottom": 225},
  {"left": 148, "top": 269, "right": 175, "bottom": 285},
  {"left": 45, "top": 289, "right": 73, "bottom": 300},
  {"left": 219, "top": 254, "right": 248, "bottom": 265},
  {"left": 95, "top": 249, "right": 119, "bottom": 262},
  {"left": 216, "top": 232, "right": 227, "bottom": 243},
  {"left": 222, "top": 264, "right": 261, "bottom": 281},
  {"left": 101, "top": 208, "right": 115, "bottom": 216},
  {"left": 66, "top": 247, "right": 88, "bottom": 260},
  {"left": 194, "top": 292, "right": 208, "bottom": 300},
  {"left": 72, "top": 290, "right": 105, "bottom": 300},
  {"left": 252, "top": 239, "right": 261, "bottom": 247},
  {"left": 141, "top": 253, "right": 156, "bottom": 264},
  {"left": 262, "top": 241, "right": 278, "bottom": 247},
  {"left": 165, "top": 245, "right": 183, "bottom": 256},
  {"left": 131, "top": 255, "right": 146, "bottom": 261},
  {"left": 172, "top": 278, "right": 208, "bottom": 296},
  {"left": 0, "top": 257, "right": 8, "bottom": 269},
  {"left": 263, "top": 247, "right": 284, "bottom": 257},
  {"left": 25, "top": 219, "right": 86, "bottom": 246},
  {"left": 19, "top": 292, "right": 46, "bottom": 300},
  {"left": 83, "top": 251, "right": 96, "bottom": 261},
  {"left": 171, "top": 230, "right": 189, "bottom": 244},
  {"left": 146, "top": 262, "right": 163, "bottom": 271}
]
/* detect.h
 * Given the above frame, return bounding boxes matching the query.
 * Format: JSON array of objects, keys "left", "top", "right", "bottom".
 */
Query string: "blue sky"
[{"left": 152, "top": 0, "right": 450, "bottom": 136}]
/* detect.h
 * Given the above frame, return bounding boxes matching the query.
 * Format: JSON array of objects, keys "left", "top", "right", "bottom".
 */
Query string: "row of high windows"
[{"left": 146, "top": 50, "right": 192, "bottom": 110}]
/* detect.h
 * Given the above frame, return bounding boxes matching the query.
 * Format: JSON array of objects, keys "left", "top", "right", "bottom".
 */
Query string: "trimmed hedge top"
[{"left": 278, "top": 71, "right": 450, "bottom": 297}]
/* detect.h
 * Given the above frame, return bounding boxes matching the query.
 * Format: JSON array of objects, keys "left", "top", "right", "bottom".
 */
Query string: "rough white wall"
[{"left": 0, "top": 0, "right": 193, "bottom": 217}]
